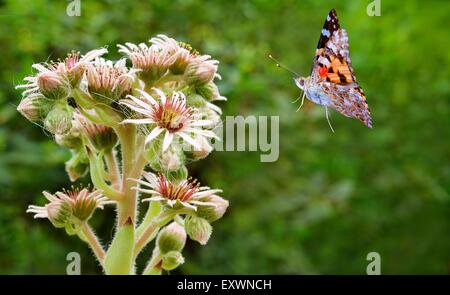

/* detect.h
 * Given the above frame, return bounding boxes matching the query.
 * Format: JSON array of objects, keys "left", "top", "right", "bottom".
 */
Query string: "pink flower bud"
[
  {"left": 185, "top": 60, "right": 218, "bottom": 86},
  {"left": 44, "top": 102, "right": 73, "bottom": 135},
  {"left": 16, "top": 94, "right": 53, "bottom": 122},
  {"left": 184, "top": 215, "right": 212, "bottom": 245},
  {"left": 161, "top": 251, "right": 185, "bottom": 271},
  {"left": 196, "top": 194, "right": 229, "bottom": 222},
  {"left": 36, "top": 71, "right": 70, "bottom": 100},
  {"left": 157, "top": 222, "right": 187, "bottom": 254}
]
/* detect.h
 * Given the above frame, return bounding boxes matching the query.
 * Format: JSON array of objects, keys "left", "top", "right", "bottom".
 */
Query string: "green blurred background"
[{"left": 0, "top": 0, "right": 449, "bottom": 274}]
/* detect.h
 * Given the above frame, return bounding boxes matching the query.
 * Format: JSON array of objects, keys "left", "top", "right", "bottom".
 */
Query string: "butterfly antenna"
[
  {"left": 268, "top": 54, "right": 300, "bottom": 76},
  {"left": 325, "top": 107, "right": 335, "bottom": 133}
]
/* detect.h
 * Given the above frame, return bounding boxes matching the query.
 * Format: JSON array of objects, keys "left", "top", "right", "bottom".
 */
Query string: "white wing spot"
[
  {"left": 327, "top": 15, "right": 331, "bottom": 21},
  {"left": 321, "top": 29, "right": 330, "bottom": 37},
  {"left": 318, "top": 56, "right": 331, "bottom": 66}
]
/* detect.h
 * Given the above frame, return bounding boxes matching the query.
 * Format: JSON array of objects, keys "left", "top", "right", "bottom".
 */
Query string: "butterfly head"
[{"left": 294, "top": 76, "right": 310, "bottom": 91}]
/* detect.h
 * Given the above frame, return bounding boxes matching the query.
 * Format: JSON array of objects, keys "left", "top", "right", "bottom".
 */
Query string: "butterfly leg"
[
  {"left": 295, "top": 91, "right": 306, "bottom": 112},
  {"left": 291, "top": 94, "right": 301, "bottom": 103},
  {"left": 325, "top": 106, "right": 335, "bottom": 133}
]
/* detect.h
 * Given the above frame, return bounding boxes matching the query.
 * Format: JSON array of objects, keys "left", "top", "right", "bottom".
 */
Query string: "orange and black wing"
[{"left": 311, "top": 9, "right": 356, "bottom": 85}]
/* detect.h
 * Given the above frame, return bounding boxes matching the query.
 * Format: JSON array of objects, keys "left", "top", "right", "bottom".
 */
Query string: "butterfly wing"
[
  {"left": 322, "top": 83, "right": 373, "bottom": 128},
  {"left": 311, "top": 9, "right": 355, "bottom": 85},
  {"left": 310, "top": 9, "right": 372, "bottom": 128}
]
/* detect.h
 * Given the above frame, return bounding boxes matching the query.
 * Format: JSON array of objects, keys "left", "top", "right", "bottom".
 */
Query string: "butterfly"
[{"left": 271, "top": 9, "right": 372, "bottom": 131}]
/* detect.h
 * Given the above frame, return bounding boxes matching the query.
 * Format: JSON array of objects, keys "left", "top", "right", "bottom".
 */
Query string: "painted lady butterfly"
[{"left": 273, "top": 9, "right": 372, "bottom": 130}]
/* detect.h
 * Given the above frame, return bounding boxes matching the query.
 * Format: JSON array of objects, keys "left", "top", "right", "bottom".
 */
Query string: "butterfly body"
[
  {"left": 295, "top": 76, "right": 331, "bottom": 106},
  {"left": 295, "top": 9, "right": 372, "bottom": 128}
]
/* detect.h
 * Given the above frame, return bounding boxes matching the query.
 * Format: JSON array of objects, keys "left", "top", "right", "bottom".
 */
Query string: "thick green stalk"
[
  {"left": 116, "top": 124, "right": 137, "bottom": 227},
  {"left": 103, "top": 125, "right": 146, "bottom": 274},
  {"left": 115, "top": 124, "right": 146, "bottom": 227},
  {"left": 104, "top": 219, "right": 135, "bottom": 274}
]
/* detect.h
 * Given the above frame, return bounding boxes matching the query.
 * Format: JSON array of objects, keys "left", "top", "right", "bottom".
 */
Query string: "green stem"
[
  {"left": 87, "top": 147, "right": 123, "bottom": 201},
  {"left": 80, "top": 222, "right": 105, "bottom": 266},
  {"left": 104, "top": 148, "right": 120, "bottom": 188},
  {"left": 134, "top": 211, "right": 174, "bottom": 259},
  {"left": 142, "top": 248, "right": 162, "bottom": 275},
  {"left": 136, "top": 201, "right": 162, "bottom": 238}
]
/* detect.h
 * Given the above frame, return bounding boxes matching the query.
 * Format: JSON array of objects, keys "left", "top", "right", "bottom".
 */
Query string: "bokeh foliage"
[{"left": 0, "top": 0, "right": 448, "bottom": 274}]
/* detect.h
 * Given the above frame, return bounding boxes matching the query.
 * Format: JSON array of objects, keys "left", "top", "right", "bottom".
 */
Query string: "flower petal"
[
  {"left": 179, "top": 201, "right": 198, "bottom": 211},
  {"left": 178, "top": 132, "right": 201, "bottom": 150},
  {"left": 145, "top": 127, "right": 164, "bottom": 144},
  {"left": 136, "top": 89, "right": 157, "bottom": 105},
  {"left": 162, "top": 131, "right": 174, "bottom": 152},
  {"left": 142, "top": 196, "right": 165, "bottom": 202},
  {"left": 190, "top": 120, "right": 213, "bottom": 127},
  {"left": 122, "top": 118, "right": 155, "bottom": 125}
]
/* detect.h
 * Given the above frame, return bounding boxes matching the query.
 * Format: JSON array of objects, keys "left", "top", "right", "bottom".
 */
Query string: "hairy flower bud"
[
  {"left": 157, "top": 222, "right": 187, "bottom": 254},
  {"left": 45, "top": 199, "right": 73, "bottom": 228},
  {"left": 170, "top": 48, "right": 191, "bottom": 74},
  {"left": 62, "top": 51, "right": 86, "bottom": 87},
  {"left": 196, "top": 82, "right": 226, "bottom": 101},
  {"left": 17, "top": 94, "right": 53, "bottom": 122},
  {"left": 86, "top": 58, "right": 134, "bottom": 103},
  {"left": 55, "top": 128, "right": 82, "bottom": 149},
  {"left": 65, "top": 150, "right": 89, "bottom": 182},
  {"left": 44, "top": 102, "right": 73, "bottom": 135},
  {"left": 36, "top": 71, "right": 70, "bottom": 100},
  {"left": 196, "top": 195, "right": 229, "bottom": 222},
  {"left": 145, "top": 139, "right": 188, "bottom": 173},
  {"left": 186, "top": 93, "right": 207, "bottom": 108},
  {"left": 190, "top": 135, "right": 213, "bottom": 160},
  {"left": 160, "top": 144, "right": 186, "bottom": 171},
  {"left": 74, "top": 112, "right": 118, "bottom": 152},
  {"left": 166, "top": 165, "right": 188, "bottom": 183},
  {"left": 203, "top": 107, "right": 222, "bottom": 128},
  {"left": 118, "top": 42, "right": 177, "bottom": 83},
  {"left": 27, "top": 191, "right": 72, "bottom": 229},
  {"left": 91, "top": 127, "right": 118, "bottom": 151},
  {"left": 185, "top": 60, "right": 217, "bottom": 86},
  {"left": 71, "top": 189, "right": 104, "bottom": 221},
  {"left": 184, "top": 215, "right": 212, "bottom": 245},
  {"left": 161, "top": 251, "right": 185, "bottom": 271}
]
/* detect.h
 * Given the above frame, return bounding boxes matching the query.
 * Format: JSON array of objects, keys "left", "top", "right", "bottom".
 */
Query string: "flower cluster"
[
  {"left": 17, "top": 35, "right": 228, "bottom": 275},
  {"left": 16, "top": 49, "right": 107, "bottom": 127}
]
